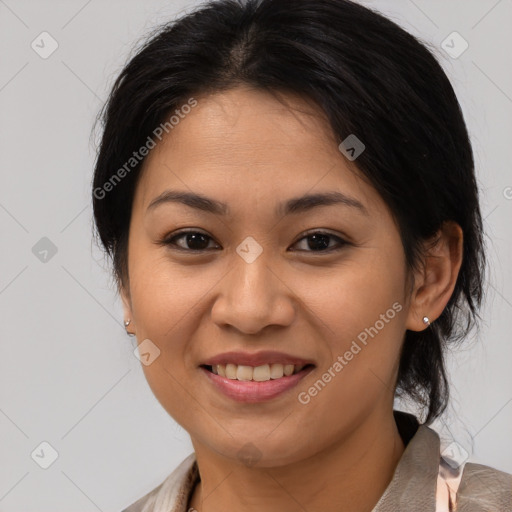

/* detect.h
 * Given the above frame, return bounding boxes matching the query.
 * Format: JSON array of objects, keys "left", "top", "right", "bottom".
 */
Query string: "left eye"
[
  {"left": 159, "top": 230, "right": 347, "bottom": 253},
  {"left": 291, "top": 231, "right": 347, "bottom": 252}
]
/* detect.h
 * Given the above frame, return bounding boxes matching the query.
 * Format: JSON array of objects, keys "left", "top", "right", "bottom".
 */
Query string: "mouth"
[
  {"left": 200, "top": 363, "right": 315, "bottom": 381},
  {"left": 199, "top": 363, "right": 316, "bottom": 403}
]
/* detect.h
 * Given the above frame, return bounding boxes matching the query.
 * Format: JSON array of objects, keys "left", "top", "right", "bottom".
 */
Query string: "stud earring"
[
  {"left": 422, "top": 316, "right": 430, "bottom": 326},
  {"left": 124, "top": 319, "right": 135, "bottom": 337}
]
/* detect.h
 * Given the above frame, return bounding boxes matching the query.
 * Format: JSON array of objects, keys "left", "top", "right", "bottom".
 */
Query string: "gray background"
[{"left": 0, "top": 0, "right": 511, "bottom": 510}]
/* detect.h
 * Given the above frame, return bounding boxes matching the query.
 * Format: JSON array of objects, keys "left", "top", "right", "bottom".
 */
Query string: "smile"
[{"left": 200, "top": 364, "right": 315, "bottom": 403}]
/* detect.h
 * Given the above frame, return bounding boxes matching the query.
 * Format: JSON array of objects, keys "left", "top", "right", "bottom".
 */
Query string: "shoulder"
[
  {"left": 456, "top": 461, "right": 512, "bottom": 511},
  {"left": 121, "top": 453, "right": 198, "bottom": 512}
]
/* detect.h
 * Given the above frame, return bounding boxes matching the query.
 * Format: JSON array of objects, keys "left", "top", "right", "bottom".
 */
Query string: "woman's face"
[{"left": 121, "top": 85, "right": 417, "bottom": 466}]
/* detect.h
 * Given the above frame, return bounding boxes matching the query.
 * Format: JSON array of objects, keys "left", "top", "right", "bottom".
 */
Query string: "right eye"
[{"left": 158, "top": 229, "right": 221, "bottom": 252}]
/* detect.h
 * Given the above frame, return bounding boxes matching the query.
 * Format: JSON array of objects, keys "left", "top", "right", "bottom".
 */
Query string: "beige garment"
[{"left": 122, "top": 411, "right": 512, "bottom": 512}]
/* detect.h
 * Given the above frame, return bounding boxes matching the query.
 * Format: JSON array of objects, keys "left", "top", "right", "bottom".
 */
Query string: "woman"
[{"left": 91, "top": 0, "right": 512, "bottom": 510}]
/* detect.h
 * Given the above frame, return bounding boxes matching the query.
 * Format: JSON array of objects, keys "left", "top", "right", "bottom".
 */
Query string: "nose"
[{"left": 210, "top": 249, "right": 296, "bottom": 335}]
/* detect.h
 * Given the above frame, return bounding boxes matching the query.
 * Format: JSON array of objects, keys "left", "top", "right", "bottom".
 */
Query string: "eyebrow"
[{"left": 146, "top": 189, "right": 368, "bottom": 217}]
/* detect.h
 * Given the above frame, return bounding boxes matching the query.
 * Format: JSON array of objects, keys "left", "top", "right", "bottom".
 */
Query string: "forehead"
[{"left": 134, "top": 86, "right": 378, "bottom": 215}]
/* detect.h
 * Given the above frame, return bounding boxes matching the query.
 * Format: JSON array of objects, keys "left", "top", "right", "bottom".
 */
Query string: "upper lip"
[{"left": 201, "top": 351, "right": 316, "bottom": 367}]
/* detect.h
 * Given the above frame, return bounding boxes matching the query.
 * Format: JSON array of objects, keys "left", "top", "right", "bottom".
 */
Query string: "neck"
[{"left": 188, "top": 411, "right": 406, "bottom": 512}]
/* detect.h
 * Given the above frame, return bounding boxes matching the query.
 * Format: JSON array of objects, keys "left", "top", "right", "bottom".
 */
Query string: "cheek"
[
  {"left": 294, "top": 290, "right": 405, "bottom": 435},
  {"left": 308, "top": 248, "right": 406, "bottom": 333},
  {"left": 129, "top": 248, "right": 208, "bottom": 338},
  {"left": 299, "top": 248, "right": 407, "bottom": 392},
  {"left": 127, "top": 254, "right": 208, "bottom": 393},
  {"left": 130, "top": 274, "right": 203, "bottom": 425}
]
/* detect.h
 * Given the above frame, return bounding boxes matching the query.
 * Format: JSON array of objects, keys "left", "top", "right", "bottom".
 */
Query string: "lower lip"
[{"left": 200, "top": 366, "right": 315, "bottom": 403}]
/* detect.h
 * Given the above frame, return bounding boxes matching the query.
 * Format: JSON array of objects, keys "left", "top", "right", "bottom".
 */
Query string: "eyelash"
[{"left": 157, "top": 229, "right": 349, "bottom": 254}]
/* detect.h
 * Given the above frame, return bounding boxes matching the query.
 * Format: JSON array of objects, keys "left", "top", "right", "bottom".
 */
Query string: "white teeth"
[
  {"left": 269, "top": 364, "right": 285, "bottom": 379},
  {"left": 210, "top": 363, "right": 307, "bottom": 381},
  {"left": 284, "top": 364, "right": 294, "bottom": 376},
  {"left": 253, "top": 364, "right": 270, "bottom": 382},
  {"left": 236, "top": 365, "right": 253, "bottom": 381},
  {"left": 225, "top": 364, "right": 237, "bottom": 379}
]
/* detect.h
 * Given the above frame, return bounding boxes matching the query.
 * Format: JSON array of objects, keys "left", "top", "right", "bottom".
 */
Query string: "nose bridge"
[
  {"left": 238, "top": 248, "right": 275, "bottom": 300},
  {"left": 222, "top": 231, "right": 266, "bottom": 279},
  {"left": 231, "top": 241, "right": 275, "bottom": 306},
  {"left": 211, "top": 237, "right": 294, "bottom": 332}
]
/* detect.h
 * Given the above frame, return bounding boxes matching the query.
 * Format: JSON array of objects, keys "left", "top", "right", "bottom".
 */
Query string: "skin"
[{"left": 120, "top": 85, "right": 463, "bottom": 512}]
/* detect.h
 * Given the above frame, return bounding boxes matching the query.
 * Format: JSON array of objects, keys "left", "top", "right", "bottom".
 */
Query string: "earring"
[
  {"left": 422, "top": 316, "right": 431, "bottom": 326},
  {"left": 124, "top": 319, "right": 135, "bottom": 337}
]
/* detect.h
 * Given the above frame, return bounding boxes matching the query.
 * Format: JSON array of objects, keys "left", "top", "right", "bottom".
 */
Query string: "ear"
[
  {"left": 405, "top": 221, "right": 463, "bottom": 331},
  {"left": 120, "top": 281, "right": 135, "bottom": 333}
]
